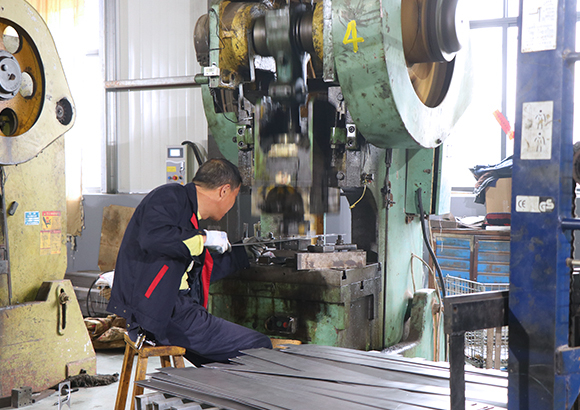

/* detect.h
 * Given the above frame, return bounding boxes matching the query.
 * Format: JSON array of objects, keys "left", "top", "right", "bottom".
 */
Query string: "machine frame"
[{"left": 509, "top": 0, "right": 579, "bottom": 408}]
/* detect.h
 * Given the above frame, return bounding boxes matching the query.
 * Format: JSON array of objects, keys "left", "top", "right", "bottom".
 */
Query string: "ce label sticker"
[{"left": 516, "top": 196, "right": 555, "bottom": 213}]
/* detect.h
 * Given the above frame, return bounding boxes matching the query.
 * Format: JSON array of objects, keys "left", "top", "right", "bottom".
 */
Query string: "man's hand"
[
  {"left": 204, "top": 230, "right": 231, "bottom": 254},
  {"left": 243, "top": 236, "right": 269, "bottom": 259}
]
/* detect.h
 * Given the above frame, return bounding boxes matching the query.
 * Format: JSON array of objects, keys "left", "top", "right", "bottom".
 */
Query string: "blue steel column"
[{"left": 509, "top": 0, "right": 577, "bottom": 408}]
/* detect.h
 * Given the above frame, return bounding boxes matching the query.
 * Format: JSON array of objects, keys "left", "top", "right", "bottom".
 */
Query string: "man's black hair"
[{"left": 192, "top": 158, "right": 242, "bottom": 190}]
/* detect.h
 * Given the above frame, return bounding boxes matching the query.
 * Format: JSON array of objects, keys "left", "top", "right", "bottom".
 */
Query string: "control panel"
[{"left": 166, "top": 145, "right": 187, "bottom": 185}]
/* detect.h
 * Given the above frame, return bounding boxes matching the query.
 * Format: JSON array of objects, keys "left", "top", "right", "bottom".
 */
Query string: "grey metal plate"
[{"left": 138, "top": 345, "right": 507, "bottom": 410}]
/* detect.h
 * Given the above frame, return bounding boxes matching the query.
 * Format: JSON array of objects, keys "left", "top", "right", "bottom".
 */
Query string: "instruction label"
[
  {"left": 24, "top": 211, "right": 39, "bottom": 226},
  {"left": 521, "top": 0, "right": 558, "bottom": 53},
  {"left": 40, "top": 211, "right": 62, "bottom": 255},
  {"left": 521, "top": 101, "right": 553, "bottom": 160},
  {"left": 515, "top": 195, "right": 555, "bottom": 213}
]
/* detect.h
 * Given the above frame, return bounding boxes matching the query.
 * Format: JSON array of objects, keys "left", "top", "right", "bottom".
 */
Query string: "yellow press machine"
[{"left": 0, "top": 0, "right": 95, "bottom": 399}]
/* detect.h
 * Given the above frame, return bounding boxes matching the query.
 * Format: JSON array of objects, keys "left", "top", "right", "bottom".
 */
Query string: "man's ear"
[{"left": 220, "top": 184, "right": 230, "bottom": 198}]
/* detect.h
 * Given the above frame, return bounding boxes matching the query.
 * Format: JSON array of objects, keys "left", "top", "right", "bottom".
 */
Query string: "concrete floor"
[{"left": 3, "top": 349, "right": 179, "bottom": 410}]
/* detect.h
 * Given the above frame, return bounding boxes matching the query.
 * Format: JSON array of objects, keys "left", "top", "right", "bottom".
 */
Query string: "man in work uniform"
[{"left": 108, "top": 158, "right": 272, "bottom": 365}]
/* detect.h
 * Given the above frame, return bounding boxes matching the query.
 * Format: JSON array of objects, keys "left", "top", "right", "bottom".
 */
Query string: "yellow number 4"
[{"left": 343, "top": 20, "right": 364, "bottom": 53}]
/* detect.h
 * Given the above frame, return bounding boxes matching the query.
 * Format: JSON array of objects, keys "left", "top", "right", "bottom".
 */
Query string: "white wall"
[{"left": 113, "top": 0, "right": 208, "bottom": 193}]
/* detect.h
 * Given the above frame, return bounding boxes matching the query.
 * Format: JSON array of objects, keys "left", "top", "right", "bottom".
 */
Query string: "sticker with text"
[
  {"left": 515, "top": 195, "right": 555, "bottom": 213},
  {"left": 40, "top": 211, "right": 62, "bottom": 255},
  {"left": 24, "top": 211, "right": 39, "bottom": 226}
]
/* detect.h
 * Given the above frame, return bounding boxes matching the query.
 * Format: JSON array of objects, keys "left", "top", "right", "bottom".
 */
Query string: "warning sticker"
[
  {"left": 521, "top": 101, "right": 553, "bottom": 160},
  {"left": 40, "top": 211, "right": 62, "bottom": 255},
  {"left": 41, "top": 211, "right": 61, "bottom": 230},
  {"left": 515, "top": 195, "right": 555, "bottom": 213},
  {"left": 521, "top": 0, "right": 558, "bottom": 53},
  {"left": 40, "top": 230, "right": 62, "bottom": 255}
]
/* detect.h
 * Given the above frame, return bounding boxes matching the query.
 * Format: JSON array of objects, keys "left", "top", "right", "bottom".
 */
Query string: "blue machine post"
[{"left": 509, "top": 0, "right": 577, "bottom": 408}]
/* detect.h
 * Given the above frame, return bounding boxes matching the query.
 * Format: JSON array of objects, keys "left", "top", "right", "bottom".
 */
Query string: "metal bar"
[
  {"left": 104, "top": 0, "right": 118, "bottom": 194},
  {"left": 469, "top": 17, "right": 518, "bottom": 29},
  {"left": 449, "top": 332, "right": 466, "bottom": 410},
  {"left": 0, "top": 168, "right": 12, "bottom": 304},
  {"left": 500, "top": 17, "right": 509, "bottom": 160},
  {"left": 561, "top": 218, "right": 580, "bottom": 230},
  {"left": 567, "top": 258, "right": 580, "bottom": 267},
  {"left": 137, "top": 378, "right": 257, "bottom": 410},
  {"left": 230, "top": 233, "right": 344, "bottom": 247},
  {"left": 283, "top": 343, "right": 508, "bottom": 384},
  {"left": 565, "top": 52, "right": 580, "bottom": 64},
  {"left": 281, "top": 346, "right": 507, "bottom": 389},
  {"left": 494, "top": 327, "right": 502, "bottom": 369},
  {"left": 104, "top": 75, "right": 208, "bottom": 92},
  {"left": 471, "top": 237, "right": 479, "bottom": 281},
  {"left": 486, "top": 328, "right": 494, "bottom": 369},
  {"left": 469, "top": 11, "right": 580, "bottom": 30}
]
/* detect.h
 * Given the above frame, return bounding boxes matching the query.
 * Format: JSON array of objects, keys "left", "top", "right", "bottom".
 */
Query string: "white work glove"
[{"left": 204, "top": 230, "right": 231, "bottom": 254}]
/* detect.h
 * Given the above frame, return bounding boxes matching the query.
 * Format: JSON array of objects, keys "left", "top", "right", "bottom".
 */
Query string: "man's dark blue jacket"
[{"left": 107, "top": 182, "right": 248, "bottom": 337}]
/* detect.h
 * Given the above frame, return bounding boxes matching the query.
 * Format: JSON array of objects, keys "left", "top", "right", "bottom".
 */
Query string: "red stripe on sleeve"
[
  {"left": 190, "top": 211, "right": 213, "bottom": 308},
  {"left": 145, "top": 264, "right": 169, "bottom": 298}
]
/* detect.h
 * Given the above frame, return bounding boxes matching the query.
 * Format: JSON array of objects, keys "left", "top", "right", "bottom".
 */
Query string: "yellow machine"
[{"left": 0, "top": 0, "right": 95, "bottom": 398}]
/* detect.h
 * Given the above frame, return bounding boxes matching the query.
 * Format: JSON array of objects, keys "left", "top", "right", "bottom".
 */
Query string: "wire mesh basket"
[
  {"left": 445, "top": 275, "right": 509, "bottom": 369},
  {"left": 86, "top": 278, "right": 111, "bottom": 318}
]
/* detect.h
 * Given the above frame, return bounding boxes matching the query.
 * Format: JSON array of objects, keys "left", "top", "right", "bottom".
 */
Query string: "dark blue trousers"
[{"left": 130, "top": 293, "right": 272, "bottom": 366}]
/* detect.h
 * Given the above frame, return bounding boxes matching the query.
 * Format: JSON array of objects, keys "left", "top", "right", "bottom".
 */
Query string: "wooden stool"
[{"left": 114, "top": 333, "right": 186, "bottom": 410}]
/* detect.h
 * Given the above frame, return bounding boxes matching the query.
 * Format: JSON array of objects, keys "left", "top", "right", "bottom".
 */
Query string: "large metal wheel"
[
  {"left": 0, "top": 21, "right": 44, "bottom": 137},
  {"left": 332, "top": 0, "right": 472, "bottom": 149},
  {"left": 0, "top": 1, "right": 74, "bottom": 165},
  {"left": 408, "top": 61, "right": 454, "bottom": 108},
  {"left": 402, "top": 0, "right": 466, "bottom": 108}
]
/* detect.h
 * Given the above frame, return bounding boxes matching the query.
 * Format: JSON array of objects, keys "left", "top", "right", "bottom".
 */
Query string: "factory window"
[
  {"left": 444, "top": 3, "right": 519, "bottom": 189},
  {"left": 447, "top": 2, "right": 580, "bottom": 190}
]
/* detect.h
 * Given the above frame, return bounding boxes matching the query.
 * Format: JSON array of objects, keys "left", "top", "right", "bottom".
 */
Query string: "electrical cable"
[
  {"left": 411, "top": 251, "right": 443, "bottom": 360},
  {"left": 416, "top": 187, "right": 446, "bottom": 298},
  {"left": 409, "top": 254, "right": 417, "bottom": 294},
  {"left": 181, "top": 141, "right": 205, "bottom": 166},
  {"left": 208, "top": 8, "right": 226, "bottom": 51},
  {"left": 411, "top": 252, "right": 441, "bottom": 305},
  {"left": 349, "top": 184, "right": 367, "bottom": 209},
  {"left": 209, "top": 88, "right": 240, "bottom": 124}
]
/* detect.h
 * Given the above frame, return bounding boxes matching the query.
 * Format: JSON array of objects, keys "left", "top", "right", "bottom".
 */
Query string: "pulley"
[{"left": 0, "top": 2, "right": 75, "bottom": 164}]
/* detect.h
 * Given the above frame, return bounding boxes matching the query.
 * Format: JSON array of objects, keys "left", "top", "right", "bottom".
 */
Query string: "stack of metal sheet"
[{"left": 137, "top": 344, "right": 507, "bottom": 409}]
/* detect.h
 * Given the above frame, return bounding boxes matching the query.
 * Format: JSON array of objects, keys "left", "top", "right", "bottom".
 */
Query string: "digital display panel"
[{"left": 168, "top": 147, "right": 183, "bottom": 158}]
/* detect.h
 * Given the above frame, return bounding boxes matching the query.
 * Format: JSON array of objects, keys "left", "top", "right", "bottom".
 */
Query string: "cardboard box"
[{"left": 485, "top": 178, "right": 512, "bottom": 214}]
